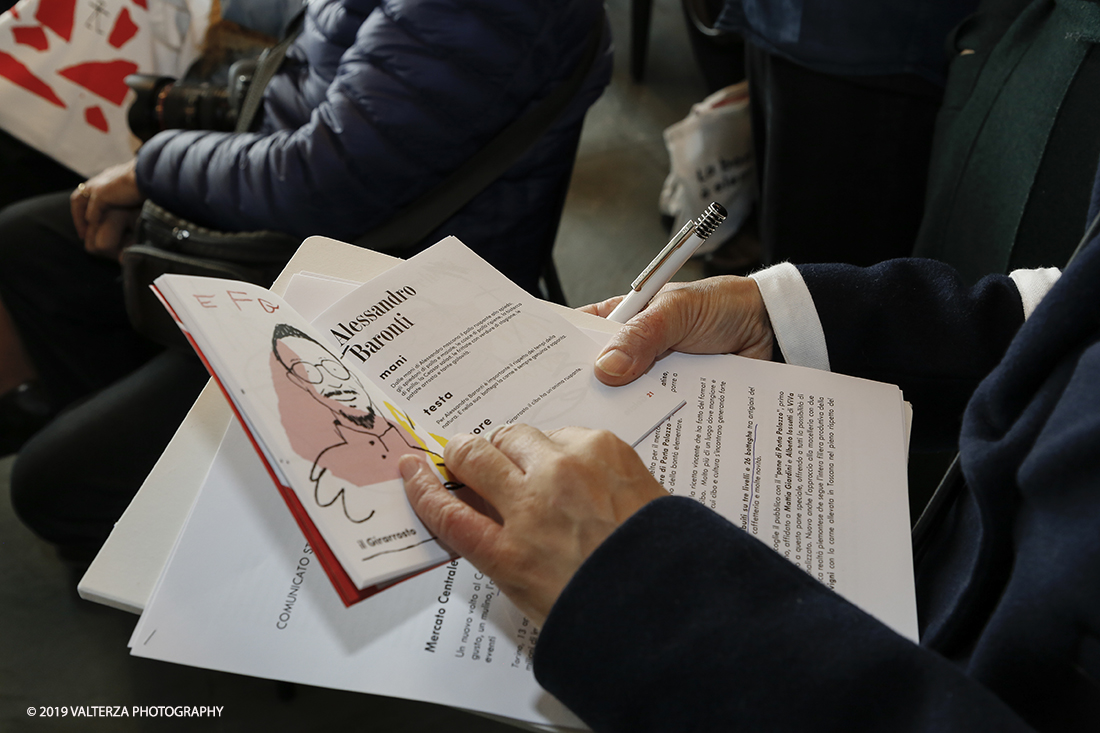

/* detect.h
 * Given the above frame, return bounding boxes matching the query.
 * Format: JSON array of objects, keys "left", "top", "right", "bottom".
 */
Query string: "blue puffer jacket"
[{"left": 134, "top": 0, "right": 612, "bottom": 293}]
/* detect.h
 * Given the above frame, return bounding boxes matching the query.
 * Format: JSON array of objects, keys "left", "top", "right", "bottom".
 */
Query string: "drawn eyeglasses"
[{"left": 290, "top": 358, "right": 352, "bottom": 384}]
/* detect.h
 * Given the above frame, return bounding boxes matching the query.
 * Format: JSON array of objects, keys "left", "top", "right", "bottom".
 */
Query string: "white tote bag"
[
  {"left": 0, "top": 0, "right": 211, "bottom": 177},
  {"left": 659, "top": 81, "right": 756, "bottom": 256}
]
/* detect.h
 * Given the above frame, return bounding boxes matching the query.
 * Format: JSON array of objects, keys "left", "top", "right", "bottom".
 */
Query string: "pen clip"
[{"left": 631, "top": 221, "right": 696, "bottom": 291}]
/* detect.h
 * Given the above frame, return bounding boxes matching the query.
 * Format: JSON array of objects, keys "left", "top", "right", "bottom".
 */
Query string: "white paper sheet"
[
  {"left": 128, "top": 424, "right": 583, "bottom": 729},
  {"left": 312, "top": 237, "right": 683, "bottom": 444},
  {"left": 634, "top": 352, "right": 917, "bottom": 640}
]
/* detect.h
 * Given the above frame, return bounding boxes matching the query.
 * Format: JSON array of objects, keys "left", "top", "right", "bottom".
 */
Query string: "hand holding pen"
[{"left": 607, "top": 202, "right": 727, "bottom": 323}]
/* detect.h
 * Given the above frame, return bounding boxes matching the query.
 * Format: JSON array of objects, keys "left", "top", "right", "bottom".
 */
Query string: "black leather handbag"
[{"left": 121, "top": 202, "right": 300, "bottom": 347}]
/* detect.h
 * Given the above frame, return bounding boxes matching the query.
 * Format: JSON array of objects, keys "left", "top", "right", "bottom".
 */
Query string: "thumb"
[
  {"left": 594, "top": 295, "right": 690, "bottom": 385},
  {"left": 594, "top": 276, "right": 775, "bottom": 385}
]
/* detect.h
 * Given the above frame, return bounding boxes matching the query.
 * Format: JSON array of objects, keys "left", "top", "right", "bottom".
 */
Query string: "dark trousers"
[
  {"left": 0, "top": 192, "right": 209, "bottom": 551},
  {"left": 0, "top": 130, "right": 83, "bottom": 211},
  {"left": 746, "top": 42, "right": 943, "bottom": 267},
  {"left": 0, "top": 193, "right": 159, "bottom": 404}
]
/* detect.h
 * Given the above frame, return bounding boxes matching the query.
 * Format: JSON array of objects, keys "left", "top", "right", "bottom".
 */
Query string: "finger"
[
  {"left": 485, "top": 423, "right": 558, "bottom": 474},
  {"left": 593, "top": 277, "right": 775, "bottom": 384},
  {"left": 400, "top": 454, "right": 502, "bottom": 564},
  {"left": 443, "top": 432, "right": 526, "bottom": 511},
  {"left": 542, "top": 424, "right": 598, "bottom": 446},
  {"left": 83, "top": 192, "right": 104, "bottom": 232},
  {"left": 70, "top": 185, "right": 89, "bottom": 239},
  {"left": 593, "top": 288, "right": 692, "bottom": 385},
  {"left": 90, "top": 212, "right": 128, "bottom": 259},
  {"left": 82, "top": 219, "right": 99, "bottom": 254},
  {"left": 544, "top": 425, "right": 637, "bottom": 474},
  {"left": 577, "top": 294, "right": 625, "bottom": 318}
]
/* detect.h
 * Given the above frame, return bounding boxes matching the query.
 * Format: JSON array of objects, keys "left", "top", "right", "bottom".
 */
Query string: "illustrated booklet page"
[
  {"left": 152, "top": 237, "right": 683, "bottom": 606},
  {"left": 310, "top": 236, "right": 682, "bottom": 441}
]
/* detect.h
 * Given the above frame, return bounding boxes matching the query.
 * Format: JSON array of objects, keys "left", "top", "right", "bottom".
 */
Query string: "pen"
[{"left": 607, "top": 202, "right": 727, "bottom": 323}]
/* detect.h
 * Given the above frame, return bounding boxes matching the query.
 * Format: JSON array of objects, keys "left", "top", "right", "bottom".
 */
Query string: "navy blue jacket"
[
  {"left": 134, "top": 0, "right": 612, "bottom": 292},
  {"left": 716, "top": 0, "right": 978, "bottom": 84},
  {"left": 533, "top": 177, "right": 1100, "bottom": 728}
]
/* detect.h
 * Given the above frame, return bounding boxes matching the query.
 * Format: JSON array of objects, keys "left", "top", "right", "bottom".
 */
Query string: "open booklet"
[
  {"left": 152, "top": 237, "right": 683, "bottom": 606},
  {"left": 129, "top": 264, "right": 915, "bottom": 729}
]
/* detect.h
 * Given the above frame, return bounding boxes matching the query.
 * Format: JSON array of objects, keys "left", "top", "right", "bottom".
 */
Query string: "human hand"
[
  {"left": 401, "top": 424, "right": 667, "bottom": 626},
  {"left": 580, "top": 275, "right": 773, "bottom": 386},
  {"left": 71, "top": 159, "right": 145, "bottom": 260}
]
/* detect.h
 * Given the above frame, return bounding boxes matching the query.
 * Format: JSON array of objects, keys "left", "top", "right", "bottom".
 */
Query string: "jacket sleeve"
[
  {"left": 533, "top": 496, "right": 1033, "bottom": 732},
  {"left": 133, "top": 0, "right": 606, "bottom": 240},
  {"left": 797, "top": 258, "right": 1027, "bottom": 448}
]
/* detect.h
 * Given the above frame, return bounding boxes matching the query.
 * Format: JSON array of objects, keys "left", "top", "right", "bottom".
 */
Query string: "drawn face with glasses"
[{"left": 272, "top": 324, "right": 378, "bottom": 430}]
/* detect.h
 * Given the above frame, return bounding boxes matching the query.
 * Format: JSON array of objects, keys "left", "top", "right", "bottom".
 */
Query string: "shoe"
[{"left": 0, "top": 381, "right": 54, "bottom": 456}]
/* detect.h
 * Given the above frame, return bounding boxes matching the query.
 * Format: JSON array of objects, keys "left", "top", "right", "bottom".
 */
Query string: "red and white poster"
[{"left": 0, "top": 0, "right": 211, "bottom": 176}]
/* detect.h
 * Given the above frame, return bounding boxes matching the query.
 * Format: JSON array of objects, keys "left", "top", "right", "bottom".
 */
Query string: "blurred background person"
[{"left": 713, "top": 0, "right": 978, "bottom": 267}]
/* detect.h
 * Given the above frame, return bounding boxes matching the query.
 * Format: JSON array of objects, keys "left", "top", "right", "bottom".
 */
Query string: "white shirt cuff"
[
  {"left": 1009, "top": 267, "right": 1060, "bottom": 320},
  {"left": 749, "top": 262, "right": 831, "bottom": 371}
]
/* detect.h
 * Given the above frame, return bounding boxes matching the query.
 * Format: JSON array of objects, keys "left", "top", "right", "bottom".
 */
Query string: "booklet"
[{"left": 151, "top": 237, "right": 683, "bottom": 606}]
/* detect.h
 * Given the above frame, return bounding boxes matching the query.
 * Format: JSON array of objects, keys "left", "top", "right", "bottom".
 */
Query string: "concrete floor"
[{"left": 1, "top": 1, "right": 753, "bottom": 731}]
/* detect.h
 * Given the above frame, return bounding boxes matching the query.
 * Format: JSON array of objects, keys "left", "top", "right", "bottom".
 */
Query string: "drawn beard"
[{"left": 340, "top": 405, "right": 377, "bottom": 430}]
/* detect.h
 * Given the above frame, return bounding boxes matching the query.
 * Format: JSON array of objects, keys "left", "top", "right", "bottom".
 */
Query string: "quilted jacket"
[{"left": 134, "top": 0, "right": 612, "bottom": 292}]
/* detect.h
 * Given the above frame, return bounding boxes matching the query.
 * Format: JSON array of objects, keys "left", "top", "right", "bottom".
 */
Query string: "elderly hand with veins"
[
  {"left": 580, "top": 275, "right": 774, "bottom": 385},
  {"left": 401, "top": 424, "right": 667, "bottom": 625},
  {"left": 402, "top": 274, "right": 776, "bottom": 624}
]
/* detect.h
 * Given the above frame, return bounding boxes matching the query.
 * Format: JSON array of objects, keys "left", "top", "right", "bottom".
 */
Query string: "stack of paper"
[{"left": 126, "top": 239, "right": 916, "bottom": 731}]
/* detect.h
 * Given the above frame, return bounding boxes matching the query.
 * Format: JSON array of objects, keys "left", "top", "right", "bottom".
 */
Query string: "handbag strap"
[
  {"left": 353, "top": 14, "right": 605, "bottom": 253},
  {"left": 234, "top": 8, "right": 306, "bottom": 134}
]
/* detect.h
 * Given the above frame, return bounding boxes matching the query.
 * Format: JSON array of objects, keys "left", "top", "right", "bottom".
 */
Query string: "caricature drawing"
[{"left": 270, "top": 323, "right": 442, "bottom": 525}]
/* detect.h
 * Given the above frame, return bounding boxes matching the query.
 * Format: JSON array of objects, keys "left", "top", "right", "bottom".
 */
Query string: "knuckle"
[
  {"left": 444, "top": 434, "right": 480, "bottom": 467},
  {"left": 445, "top": 433, "right": 501, "bottom": 474},
  {"left": 618, "top": 307, "right": 675, "bottom": 357},
  {"left": 589, "top": 428, "right": 622, "bottom": 452},
  {"left": 588, "top": 426, "right": 616, "bottom": 441},
  {"left": 486, "top": 422, "right": 517, "bottom": 446},
  {"left": 623, "top": 310, "right": 666, "bottom": 344}
]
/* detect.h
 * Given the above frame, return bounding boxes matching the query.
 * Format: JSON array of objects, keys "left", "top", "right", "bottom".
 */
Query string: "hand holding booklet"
[
  {"left": 152, "top": 237, "right": 684, "bottom": 605},
  {"left": 127, "top": 235, "right": 917, "bottom": 730}
]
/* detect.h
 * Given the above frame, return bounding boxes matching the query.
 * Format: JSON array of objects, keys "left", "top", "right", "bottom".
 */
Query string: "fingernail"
[
  {"left": 399, "top": 454, "right": 422, "bottom": 481},
  {"left": 595, "top": 348, "right": 632, "bottom": 377}
]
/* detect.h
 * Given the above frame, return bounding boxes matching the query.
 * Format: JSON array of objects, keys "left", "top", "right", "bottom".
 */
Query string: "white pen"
[{"left": 607, "top": 202, "right": 727, "bottom": 323}]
